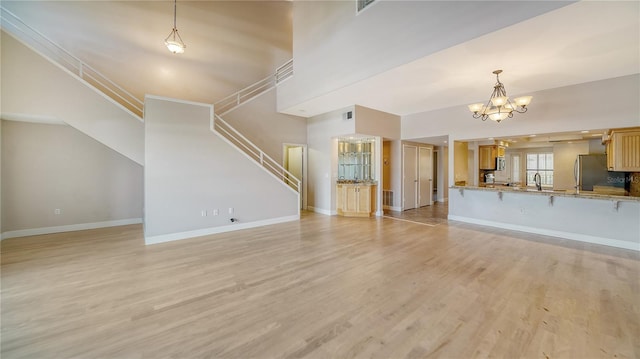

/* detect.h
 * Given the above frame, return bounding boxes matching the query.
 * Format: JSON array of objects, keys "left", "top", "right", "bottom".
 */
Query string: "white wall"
[
  {"left": 0, "top": 31, "right": 144, "bottom": 165},
  {"left": 449, "top": 188, "right": 640, "bottom": 251},
  {"left": 354, "top": 105, "right": 400, "bottom": 140},
  {"left": 439, "top": 146, "right": 449, "bottom": 202},
  {"left": 221, "top": 88, "right": 307, "bottom": 164},
  {"left": 1, "top": 120, "right": 143, "bottom": 238},
  {"left": 403, "top": 75, "right": 640, "bottom": 144},
  {"left": 389, "top": 140, "right": 403, "bottom": 210},
  {"left": 553, "top": 142, "right": 590, "bottom": 191},
  {"left": 144, "top": 96, "right": 298, "bottom": 244},
  {"left": 306, "top": 106, "right": 355, "bottom": 214},
  {"left": 278, "top": 1, "right": 568, "bottom": 112}
]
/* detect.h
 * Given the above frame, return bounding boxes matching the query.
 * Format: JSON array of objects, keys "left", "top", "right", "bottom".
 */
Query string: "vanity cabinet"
[
  {"left": 337, "top": 184, "right": 376, "bottom": 217},
  {"left": 606, "top": 128, "right": 640, "bottom": 171}
]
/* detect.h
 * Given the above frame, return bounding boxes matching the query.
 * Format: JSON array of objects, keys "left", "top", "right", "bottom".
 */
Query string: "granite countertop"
[
  {"left": 451, "top": 185, "right": 640, "bottom": 202},
  {"left": 336, "top": 180, "right": 378, "bottom": 185}
]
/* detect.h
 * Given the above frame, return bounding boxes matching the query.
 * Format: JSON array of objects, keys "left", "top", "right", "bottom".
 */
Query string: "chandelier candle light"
[
  {"left": 165, "top": 0, "right": 186, "bottom": 54},
  {"left": 468, "top": 70, "right": 532, "bottom": 123}
]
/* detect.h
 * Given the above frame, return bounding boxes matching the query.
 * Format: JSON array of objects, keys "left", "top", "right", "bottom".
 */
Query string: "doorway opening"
[{"left": 283, "top": 143, "right": 307, "bottom": 210}]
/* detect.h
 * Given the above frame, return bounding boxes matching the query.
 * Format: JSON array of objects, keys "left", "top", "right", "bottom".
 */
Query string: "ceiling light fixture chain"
[
  {"left": 468, "top": 70, "right": 532, "bottom": 123},
  {"left": 164, "top": 0, "right": 186, "bottom": 54}
]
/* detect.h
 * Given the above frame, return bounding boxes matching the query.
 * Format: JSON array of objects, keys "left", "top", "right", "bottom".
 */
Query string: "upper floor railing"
[
  {"left": 214, "top": 58, "right": 293, "bottom": 116},
  {"left": 0, "top": 6, "right": 144, "bottom": 117}
]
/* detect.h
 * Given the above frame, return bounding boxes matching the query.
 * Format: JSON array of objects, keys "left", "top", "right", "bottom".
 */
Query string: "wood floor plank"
[{"left": 1, "top": 211, "right": 639, "bottom": 358}]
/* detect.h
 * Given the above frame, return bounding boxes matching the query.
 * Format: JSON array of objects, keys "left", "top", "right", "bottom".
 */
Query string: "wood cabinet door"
[
  {"left": 345, "top": 186, "right": 359, "bottom": 213},
  {"left": 613, "top": 131, "right": 640, "bottom": 171},
  {"left": 358, "top": 186, "right": 371, "bottom": 214},
  {"left": 479, "top": 146, "right": 495, "bottom": 170}
]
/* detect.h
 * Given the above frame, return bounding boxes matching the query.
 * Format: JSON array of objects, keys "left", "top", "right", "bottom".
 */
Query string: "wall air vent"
[
  {"left": 357, "top": 0, "right": 376, "bottom": 13},
  {"left": 343, "top": 111, "right": 353, "bottom": 120}
]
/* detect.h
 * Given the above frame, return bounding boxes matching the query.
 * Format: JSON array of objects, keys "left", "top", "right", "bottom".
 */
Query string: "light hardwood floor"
[{"left": 2, "top": 212, "right": 639, "bottom": 358}]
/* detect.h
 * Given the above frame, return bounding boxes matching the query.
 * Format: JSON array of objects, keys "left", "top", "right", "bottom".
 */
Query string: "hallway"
[{"left": 383, "top": 202, "right": 448, "bottom": 226}]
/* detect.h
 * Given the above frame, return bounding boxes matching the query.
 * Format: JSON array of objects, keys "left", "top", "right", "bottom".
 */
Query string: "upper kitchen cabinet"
[
  {"left": 479, "top": 145, "right": 505, "bottom": 170},
  {"left": 605, "top": 127, "right": 640, "bottom": 172}
]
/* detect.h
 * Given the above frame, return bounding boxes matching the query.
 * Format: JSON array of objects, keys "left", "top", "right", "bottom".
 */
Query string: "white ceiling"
[
  {"left": 1, "top": 1, "right": 638, "bottom": 122},
  {"left": 280, "top": 1, "right": 640, "bottom": 117}
]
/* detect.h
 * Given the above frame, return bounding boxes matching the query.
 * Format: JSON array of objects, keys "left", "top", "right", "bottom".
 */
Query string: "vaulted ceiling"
[{"left": 1, "top": 1, "right": 293, "bottom": 104}]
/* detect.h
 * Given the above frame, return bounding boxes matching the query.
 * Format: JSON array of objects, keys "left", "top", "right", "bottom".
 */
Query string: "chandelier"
[
  {"left": 164, "top": 0, "right": 186, "bottom": 54},
  {"left": 468, "top": 70, "right": 532, "bottom": 123}
]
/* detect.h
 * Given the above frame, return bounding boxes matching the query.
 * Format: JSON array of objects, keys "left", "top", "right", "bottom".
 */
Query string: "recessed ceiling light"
[
  {"left": 581, "top": 130, "right": 589, "bottom": 133},
  {"left": 529, "top": 134, "right": 536, "bottom": 137},
  {"left": 591, "top": 134, "right": 600, "bottom": 137},
  {"left": 444, "top": 141, "right": 448, "bottom": 144},
  {"left": 488, "top": 137, "right": 494, "bottom": 140}
]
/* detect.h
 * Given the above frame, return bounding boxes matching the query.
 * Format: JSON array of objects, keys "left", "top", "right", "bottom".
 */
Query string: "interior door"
[
  {"left": 419, "top": 147, "right": 432, "bottom": 207},
  {"left": 403, "top": 145, "right": 418, "bottom": 210}
]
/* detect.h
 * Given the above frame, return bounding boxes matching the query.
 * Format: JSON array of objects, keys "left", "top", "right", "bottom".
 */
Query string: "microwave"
[{"left": 496, "top": 157, "right": 506, "bottom": 171}]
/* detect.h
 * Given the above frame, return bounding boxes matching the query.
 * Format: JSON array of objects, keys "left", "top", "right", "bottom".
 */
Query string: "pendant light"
[{"left": 164, "top": 0, "right": 186, "bottom": 54}]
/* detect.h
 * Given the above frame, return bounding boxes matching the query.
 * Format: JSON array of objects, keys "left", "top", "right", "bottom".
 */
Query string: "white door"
[
  {"left": 403, "top": 145, "right": 418, "bottom": 210},
  {"left": 419, "top": 147, "right": 432, "bottom": 207}
]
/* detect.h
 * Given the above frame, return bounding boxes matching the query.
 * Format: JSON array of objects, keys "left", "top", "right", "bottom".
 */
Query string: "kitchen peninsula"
[{"left": 449, "top": 182, "right": 640, "bottom": 251}]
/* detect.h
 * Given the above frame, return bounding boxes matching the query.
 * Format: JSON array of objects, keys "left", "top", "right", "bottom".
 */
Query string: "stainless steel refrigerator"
[{"left": 574, "top": 154, "right": 627, "bottom": 191}]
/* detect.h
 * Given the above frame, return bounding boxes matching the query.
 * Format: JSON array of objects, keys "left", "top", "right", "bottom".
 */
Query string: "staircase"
[{"left": 1, "top": 6, "right": 299, "bottom": 193}]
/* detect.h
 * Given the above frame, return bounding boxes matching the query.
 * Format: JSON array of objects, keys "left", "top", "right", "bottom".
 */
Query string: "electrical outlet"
[
  {"left": 212, "top": 209, "right": 219, "bottom": 216},
  {"left": 54, "top": 209, "right": 61, "bottom": 215},
  {"left": 228, "top": 207, "right": 234, "bottom": 214},
  {"left": 201, "top": 210, "right": 207, "bottom": 217}
]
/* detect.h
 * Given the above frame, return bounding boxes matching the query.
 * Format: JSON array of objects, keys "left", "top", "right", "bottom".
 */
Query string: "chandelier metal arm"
[{"left": 467, "top": 69, "right": 532, "bottom": 123}]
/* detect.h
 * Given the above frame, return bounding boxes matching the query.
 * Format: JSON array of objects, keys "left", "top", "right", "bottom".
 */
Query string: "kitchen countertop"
[
  {"left": 336, "top": 180, "right": 378, "bottom": 185},
  {"left": 451, "top": 185, "right": 640, "bottom": 202}
]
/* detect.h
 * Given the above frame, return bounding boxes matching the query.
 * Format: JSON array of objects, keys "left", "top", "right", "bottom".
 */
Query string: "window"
[
  {"left": 357, "top": 0, "right": 376, "bottom": 13},
  {"left": 526, "top": 153, "right": 553, "bottom": 187}
]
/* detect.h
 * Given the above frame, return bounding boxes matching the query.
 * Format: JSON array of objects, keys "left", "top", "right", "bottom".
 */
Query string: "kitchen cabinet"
[
  {"left": 479, "top": 146, "right": 496, "bottom": 170},
  {"left": 606, "top": 128, "right": 640, "bottom": 171},
  {"left": 336, "top": 183, "right": 376, "bottom": 217},
  {"left": 479, "top": 145, "right": 506, "bottom": 170}
]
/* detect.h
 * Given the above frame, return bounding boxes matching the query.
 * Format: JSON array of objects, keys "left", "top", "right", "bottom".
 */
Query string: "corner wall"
[
  {"left": 306, "top": 106, "right": 355, "bottom": 214},
  {"left": 144, "top": 96, "right": 299, "bottom": 244},
  {"left": 0, "top": 31, "right": 143, "bottom": 165},
  {"left": 1, "top": 120, "right": 143, "bottom": 239},
  {"left": 279, "top": 1, "right": 569, "bottom": 112},
  {"left": 221, "top": 88, "right": 307, "bottom": 164}
]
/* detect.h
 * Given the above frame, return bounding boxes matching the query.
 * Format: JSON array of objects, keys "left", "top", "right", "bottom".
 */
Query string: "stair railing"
[
  {"left": 212, "top": 114, "right": 300, "bottom": 193},
  {"left": 0, "top": 6, "right": 144, "bottom": 117}
]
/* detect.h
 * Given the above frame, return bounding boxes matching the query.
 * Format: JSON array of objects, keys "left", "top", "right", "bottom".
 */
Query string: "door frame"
[
  {"left": 283, "top": 143, "right": 307, "bottom": 210},
  {"left": 403, "top": 144, "right": 418, "bottom": 210}
]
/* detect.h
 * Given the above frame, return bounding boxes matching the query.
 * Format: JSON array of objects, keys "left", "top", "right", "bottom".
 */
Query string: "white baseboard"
[
  {"left": 1, "top": 218, "right": 142, "bottom": 240},
  {"left": 307, "top": 206, "right": 333, "bottom": 216},
  {"left": 145, "top": 215, "right": 299, "bottom": 245},
  {"left": 448, "top": 215, "right": 639, "bottom": 252}
]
